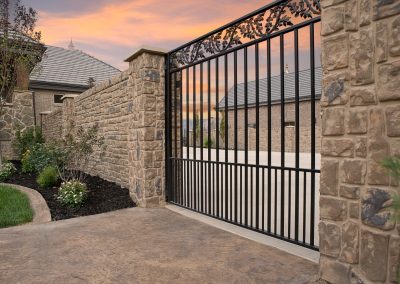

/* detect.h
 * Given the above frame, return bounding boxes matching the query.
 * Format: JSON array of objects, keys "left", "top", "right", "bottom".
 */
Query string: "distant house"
[
  {"left": 217, "top": 67, "right": 322, "bottom": 153},
  {"left": 29, "top": 43, "right": 121, "bottom": 123}
]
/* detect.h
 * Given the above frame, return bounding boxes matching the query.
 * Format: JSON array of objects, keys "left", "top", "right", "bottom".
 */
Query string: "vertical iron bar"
[
  {"left": 294, "top": 28, "right": 300, "bottom": 242},
  {"left": 303, "top": 171, "right": 307, "bottom": 243},
  {"left": 165, "top": 54, "right": 172, "bottom": 202},
  {"left": 234, "top": 50, "right": 238, "bottom": 223},
  {"left": 274, "top": 168, "right": 278, "bottom": 233},
  {"left": 208, "top": 60, "right": 212, "bottom": 215},
  {"left": 244, "top": 46, "right": 248, "bottom": 227},
  {"left": 186, "top": 68, "right": 190, "bottom": 207},
  {"left": 215, "top": 58, "right": 220, "bottom": 217},
  {"left": 280, "top": 34, "right": 285, "bottom": 237},
  {"left": 180, "top": 71, "right": 183, "bottom": 205},
  {"left": 200, "top": 63, "right": 204, "bottom": 213},
  {"left": 288, "top": 169, "right": 292, "bottom": 238},
  {"left": 310, "top": 23, "right": 316, "bottom": 247},
  {"left": 267, "top": 39, "right": 272, "bottom": 233},
  {"left": 193, "top": 65, "right": 197, "bottom": 210},
  {"left": 224, "top": 54, "right": 229, "bottom": 220},
  {"left": 174, "top": 72, "right": 178, "bottom": 204},
  {"left": 255, "top": 42, "right": 260, "bottom": 229}
]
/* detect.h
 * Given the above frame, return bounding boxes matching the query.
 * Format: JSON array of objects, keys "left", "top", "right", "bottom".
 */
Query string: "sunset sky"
[{"left": 21, "top": 0, "right": 274, "bottom": 70}]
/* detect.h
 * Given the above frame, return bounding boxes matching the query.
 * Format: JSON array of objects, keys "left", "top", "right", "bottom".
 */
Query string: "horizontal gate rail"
[{"left": 166, "top": 0, "right": 321, "bottom": 251}]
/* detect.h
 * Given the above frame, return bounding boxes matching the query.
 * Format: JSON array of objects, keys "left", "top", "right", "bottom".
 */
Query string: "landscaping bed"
[{"left": 8, "top": 161, "right": 135, "bottom": 221}]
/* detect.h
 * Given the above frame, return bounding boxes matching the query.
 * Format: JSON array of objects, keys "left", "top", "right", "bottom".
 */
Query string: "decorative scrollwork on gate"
[{"left": 169, "top": 0, "right": 320, "bottom": 70}]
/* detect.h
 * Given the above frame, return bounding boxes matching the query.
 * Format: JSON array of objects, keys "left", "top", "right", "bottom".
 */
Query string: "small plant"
[
  {"left": 21, "top": 144, "right": 64, "bottom": 173},
  {"left": 57, "top": 180, "right": 88, "bottom": 208},
  {"left": 0, "top": 162, "right": 16, "bottom": 182},
  {"left": 14, "top": 126, "right": 45, "bottom": 158},
  {"left": 37, "top": 166, "right": 58, "bottom": 188},
  {"left": 203, "top": 138, "right": 214, "bottom": 148}
]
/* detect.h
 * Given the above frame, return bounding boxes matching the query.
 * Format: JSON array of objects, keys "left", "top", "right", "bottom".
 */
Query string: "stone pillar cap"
[
  {"left": 40, "top": 111, "right": 52, "bottom": 115},
  {"left": 124, "top": 46, "right": 168, "bottom": 63},
  {"left": 61, "top": 94, "right": 79, "bottom": 101}
]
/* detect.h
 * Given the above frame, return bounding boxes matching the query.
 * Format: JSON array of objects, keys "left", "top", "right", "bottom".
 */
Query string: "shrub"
[
  {"left": 14, "top": 126, "right": 44, "bottom": 157},
  {"left": 203, "top": 138, "right": 214, "bottom": 148},
  {"left": 56, "top": 180, "right": 88, "bottom": 208},
  {"left": 0, "top": 162, "right": 16, "bottom": 182},
  {"left": 37, "top": 166, "right": 58, "bottom": 188},
  {"left": 21, "top": 144, "right": 64, "bottom": 173},
  {"left": 57, "top": 125, "right": 105, "bottom": 182}
]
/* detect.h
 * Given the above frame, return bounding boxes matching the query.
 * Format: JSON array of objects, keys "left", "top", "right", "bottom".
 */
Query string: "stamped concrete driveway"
[{"left": 0, "top": 207, "right": 318, "bottom": 283}]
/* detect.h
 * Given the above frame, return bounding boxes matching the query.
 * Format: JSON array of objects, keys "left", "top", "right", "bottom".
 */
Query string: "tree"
[{"left": 0, "top": 0, "right": 44, "bottom": 164}]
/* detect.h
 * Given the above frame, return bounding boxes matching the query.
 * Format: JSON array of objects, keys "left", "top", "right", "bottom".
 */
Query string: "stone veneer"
[
  {"left": 0, "top": 90, "right": 35, "bottom": 160},
  {"left": 320, "top": 0, "right": 400, "bottom": 283},
  {"left": 42, "top": 49, "right": 166, "bottom": 207}
]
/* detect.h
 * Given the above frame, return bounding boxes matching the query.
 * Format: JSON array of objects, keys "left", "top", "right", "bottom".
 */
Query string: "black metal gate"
[{"left": 165, "top": 0, "right": 321, "bottom": 251}]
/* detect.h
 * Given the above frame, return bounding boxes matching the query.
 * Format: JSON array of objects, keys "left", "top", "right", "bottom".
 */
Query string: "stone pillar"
[
  {"left": 320, "top": 1, "right": 400, "bottom": 283},
  {"left": 126, "top": 47, "right": 167, "bottom": 208},
  {"left": 61, "top": 94, "right": 78, "bottom": 137}
]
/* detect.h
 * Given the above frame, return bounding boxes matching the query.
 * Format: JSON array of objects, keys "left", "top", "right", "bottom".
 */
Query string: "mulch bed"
[{"left": 8, "top": 161, "right": 135, "bottom": 221}]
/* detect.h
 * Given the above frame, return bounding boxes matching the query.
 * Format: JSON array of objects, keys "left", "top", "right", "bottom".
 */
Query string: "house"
[
  {"left": 29, "top": 42, "right": 121, "bottom": 124},
  {"left": 0, "top": 42, "right": 120, "bottom": 159},
  {"left": 216, "top": 67, "right": 322, "bottom": 153}
]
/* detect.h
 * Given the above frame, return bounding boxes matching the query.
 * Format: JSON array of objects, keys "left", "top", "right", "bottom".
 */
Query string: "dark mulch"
[{"left": 8, "top": 161, "right": 135, "bottom": 221}]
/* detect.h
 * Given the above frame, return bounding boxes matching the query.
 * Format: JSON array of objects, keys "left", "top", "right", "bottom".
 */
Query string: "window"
[
  {"left": 284, "top": 121, "right": 295, "bottom": 128},
  {"left": 54, "top": 94, "right": 64, "bottom": 104}
]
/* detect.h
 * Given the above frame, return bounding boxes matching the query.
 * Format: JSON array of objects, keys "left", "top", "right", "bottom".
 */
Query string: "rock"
[
  {"left": 320, "top": 197, "right": 347, "bottom": 221},
  {"left": 377, "top": 60, "right": 400, "bottom": 102},
  {"left": 367, "top": 137, "right": 390, "bottom": 185},
  {"left": 349, "top": 87, "right": 376, "bottom": 106},
  {"left": 322, "top": 138, "right": 354, "bottom": 157},
  {"left": 355, "top": 137, "right": 367, "bottom": 158},
  {"left": 389, "top": 236, "right": 400, "bottom": 282},
  {"left": 376, "top": 22, "right": 388, "bottom": 63},
  {"left": 359, "top": 0, "right": 371, "bottom": 26},
  {"left": 360, "top": 229, "right": 389, "bottom": 282},
  {"left": 344, "top": 1, "right": 357, "bottom": 31},
  {"left": 319, "top": 256, "right": 351, "bottom": 284},
  {"left": 319, "top": 221, "right": 341, "bottom": 257},
  {"left": 341, "top": 159, "right": 366, "bottom": 185},
  {"left": 390, "top": 16, "right": 400, "bottom": 56},
  {"left": 322, "top": 34, "right": 349, "bottom": 71},
  {"left": 373, "top": 0, "right": 400, "bottom": 20},
  {"left": 361, "top": 188, "right": 394, "bottom": 230},
  {"left": 340, "top": 185, "right": 360, "bottom": 199},
  {"left": 340, "top": 222, "right": 359, "bottom": 264},
  {"left": 320, "top": 159, "right": 339, "bottom": 196},
  {"left": 368, "top": 159, "right": 390, "bottom": 186},
  {"left": 349, "top": 202, "right": 359, "bottom": 219},
  {"left": 322, "top": 71, "right": 349, "bottom": 106},
  {"left": 347, "top": 109, "right": 368, "bottom": 134},
  {"left": 369, "top": 108, "right": 385, "bottom": 138},
  {"left": 350, "top": 28, "right": 374, "bottom": 86},
  {"left": 386, "top": 105, "right": 400, "bottom": 137},
  {"left": 322, "top": 108, "right": 345, "bottom": 136},
  {"left": 322, "top": 6, "right": 344, "bottom": 35}
]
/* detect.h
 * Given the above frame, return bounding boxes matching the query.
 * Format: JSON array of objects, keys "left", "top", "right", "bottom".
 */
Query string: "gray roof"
[
  {"left": 218, "top": 67, "right": 322, "bottom": 109},
  {"left": 29, "top": 45, "right": 120, "bottom": 89}
]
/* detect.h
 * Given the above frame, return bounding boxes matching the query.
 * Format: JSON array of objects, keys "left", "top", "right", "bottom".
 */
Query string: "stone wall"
[
  {"left": 0, "top": 90, "right": 35, "bottom": 160},
  {"left": 42, "top": 49, "right": 166, "bottom": 207},
  {"left": 319, "top": 1, "right": 400, "bottom": 283},
  {"left": 42, "top": 108, "right": 62, "bottom": 142}
]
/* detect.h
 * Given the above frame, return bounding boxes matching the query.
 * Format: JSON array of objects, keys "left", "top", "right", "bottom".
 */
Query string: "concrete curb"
[{"left": 1, "top": 183, "right": 51, "bottom": 224}]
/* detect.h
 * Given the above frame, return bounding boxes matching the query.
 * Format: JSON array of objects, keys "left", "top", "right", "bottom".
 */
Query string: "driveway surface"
[{"left": 0, "top": 207, "right": 318, "bottom": 283}]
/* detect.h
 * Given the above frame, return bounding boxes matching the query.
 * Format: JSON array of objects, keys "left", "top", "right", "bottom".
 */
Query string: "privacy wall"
[{"left": 42, "top": 49, "right": 166, "bottom": 207}]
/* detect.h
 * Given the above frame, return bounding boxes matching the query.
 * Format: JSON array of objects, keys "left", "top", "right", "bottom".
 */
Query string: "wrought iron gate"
[{"left": 165, "top": 0, "right": 321, "bottom": 250}]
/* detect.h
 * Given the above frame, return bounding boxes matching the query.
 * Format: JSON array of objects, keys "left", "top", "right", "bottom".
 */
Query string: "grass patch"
[{"left": 0, "top": 185, "right": 33, "bottom": 228}]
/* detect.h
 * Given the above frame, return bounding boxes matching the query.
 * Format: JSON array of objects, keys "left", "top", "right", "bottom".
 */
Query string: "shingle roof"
[
  {"left": 29, "top": 45, "right": 120, "bottom": 88},
  {"left": 218, "top": 67, "right": 322, "bottom": 109}
]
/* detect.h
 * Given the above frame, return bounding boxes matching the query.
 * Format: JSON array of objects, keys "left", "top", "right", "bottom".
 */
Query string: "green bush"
[
  {"left": 37, "top": 166, "right": 58, "bottom": 188},
  {"left": 56, "top": 180, "right": 88, "bottom": 208},
  {"left": 203, "top": 138, "right": 214, "bottom": 148},
  {"left": 14, "top": 126, "right": 44, "bottom": 157},
  {"left": 21, "top": 144, "right": 64, "bottom": 173},
  {"left": 0, "top": 162, "right": 16, "bottom": 182}
]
